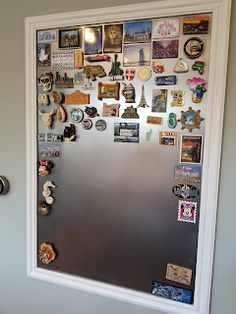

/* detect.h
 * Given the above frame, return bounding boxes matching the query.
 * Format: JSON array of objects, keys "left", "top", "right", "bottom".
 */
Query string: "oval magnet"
[
  {"left": 70, "top": 108, "right": 84, "bottom": 123},
  {"left": 172, "top": 184, "right": 199, "bottom": 199},
  {"left": 0, "top": 176, "right": 9, "bottom": 195},
  {"left": 82, "top": 119, "right": 93, "bottom": 130},
  {"left": 138, "top": 67, "right": 152, "bottom": 81},
  {"left": 95, "top": 119, "right": 107, "bottom": 131},
  {"left": 38, "top": 202, "right": 52, "bottom": 216}
]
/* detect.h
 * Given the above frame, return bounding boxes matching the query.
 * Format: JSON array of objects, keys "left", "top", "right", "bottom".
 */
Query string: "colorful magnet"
[
  {"left": 166, "top": 263, "right": 192, "bottom": 286},
  {"left": 152, "top": 60, "right": 165, "bottom": 73},
  {"left": 172, "top": 184, "right": 199, "bottom": 199},
  {"left": 56, "top": 105, "right": 67, "bottom": 123},
  {"left": 192, "top": 61, "right": 205, "bottom": 75},
  {"left": 85, "top": 54, "right": 111, "bottom": 62},
  {"left": 38, "top": 109, "right": 55, "bottom": 129},
  {"left": 125, "top": 68, "right": 136, "bottom": 81},
  {"left": 51, "top": 50, "right": 75, "bottom": 71},
  {"left": 168, "top": 113, "right": 177, "bottom": 129},
  {"left": 38, "top": 160, "right": 53, "bottom": 177},
  {"left": 39, "top": 143, "right": 61, "bottom": 159},
  {"left": 55, "top": 72, "right": 74, "bottom": 88},
  {"left": 98, "top": 82, "right": 120, "bottom": 101},
  {"left": 171, "top": 90, "right": 185, "bottom": 107},
  {"left": 102, "top": 103, "right": 120, "bottom": 117},
  {"left": 155, "top": 75, "right": 177, "bottom": 85},
  {"left": 38, "top": 202, "right": 52, "bottom": 216},
  {"left": 83, "top": 65, "right": 106, "bottom": 81},
  {"left": 178, "top": 200, "right": 197, "bottom": 224},
  {"left": 39, "top": 243, "right": 56, "bottom": 264},
  {"left": 152, "top": 18, "right": 180, "bottom": 38},
  {"left": 152, "top": 89, "right": 167, "bottom": 113},
  {"left": 38, "top": 72, "right": 53, "bottom": 92},
  {"left": 147, "top": 116, "right": 163, "bottom": 125},
  {"left": 38, "top": 93, "right": 49, "bottom": 106},
  {"left": 64, "top": 90, "right": 90, "bottom": 105},
  {"left": 159, "top": 131, "right": 178, "bottom": 146},
  {"left": 138, "top": 67, "right": 152, "bottom": 82},
  {"left": 103, "top": 24, "right": 123, "bottom": 53},
  {"left": 84, "top": 106, "right": 99, "bottom": 118},
  {"left": 82, "top": 119, "right": 93, "bottom": 130},
  {"left": 74, "top": 49, "right": 84, "bottom": 69},
  {"left": 123, "top": 43, "right": 151, "bottom": 67},
  {"left": 152, "top": 39, "right": 179, "bottom": 59},
  {"left": 59, "top": 28, "right": 82, "bottom": 49},
  {"left": 84, "top": 26, "right": 102, "bottom": 55},
  {"left": 42, "top": 180, "right": 56, "bottom": 205},
  {"left": 122, "top": 83, "right": 135, "bottom": 103},
  {"left": 70, "top": 108, "right": 84, "bottom": 123},
  {"left": 174, "top": 58, "right": 189, "bottom": 73},
  {"left": 138, "top": 84, "right": 149, "bottom": 108},
  {"left": 74, "top": 72, "right": 85, "bottom": 86},
  {"left": 184, "top": 37, "right": 204, "bottom": 59},
  {"left": 63, "top": 124, "right": 77, "bottom": 141},
  {"left": 114, "top": 123, "right": 139, "bottom": 143},
  {"left": 178, "top": 107, "right": 204, "bottom": 132},
  {"left": 95, "top": 120, "right": 107, "bottom": 131},
  {"left": 174, "top": 164, "right": 201, "bottom": 185},
  {"left": 49, "top": 91, "right": 63, "bottom": 104},
  {"left": 108, "top": 53, "right": 124, "bottom": 81},
  {"left": 186, "top": 77, "right": 207, "bottom": 103},
  {"left": 121, "top": 106, "right": 139, "bottom": 119},
  {"left": 180, "top": 135, "right": 203, "bottom": 164},
  {"left": 183, "top": 15, "right": 210, "bottom": 34},
  {"left": 152, "top": 281, "right": 193, "bottom": 304}
]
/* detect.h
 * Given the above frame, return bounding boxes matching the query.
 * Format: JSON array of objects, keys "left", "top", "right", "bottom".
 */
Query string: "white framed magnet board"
[{"left": 25, "top": 0, "right": 231, "bottom": 313}]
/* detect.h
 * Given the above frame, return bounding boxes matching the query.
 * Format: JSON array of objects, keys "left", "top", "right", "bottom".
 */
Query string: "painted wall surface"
[{"left": 0, "top": 0, "right": 235, "bottom": 313}]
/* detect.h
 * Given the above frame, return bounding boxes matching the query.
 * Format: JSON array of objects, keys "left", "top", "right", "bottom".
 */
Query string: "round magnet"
[
  {"left": 82, "top": 119, "right": 93, "bottom": 130},
  {"left": 95, "top": 119, "right": 107, "bottom": 131},
  {"left": 70, "top": 108, "right": 84, "bottom": 123},
  {"left": 138, "top": 68, "right": 152, "bottom": 81},
  {"left": 38, "top": 202, "right": 51, "bottom": 216},
  {"left": 0, "top": 176, "right": 10, "bottom": 195},
  {"left": 184, "top": 37, "right": 204, "bottom": 59}
]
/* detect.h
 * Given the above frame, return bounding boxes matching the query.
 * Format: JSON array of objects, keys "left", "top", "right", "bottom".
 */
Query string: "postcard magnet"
[
  {"left": 37, "top": 43, "right": 51, "bottom": 67},
  {"left": 59, "top": 28, "right": 82, "bottom": 49},
  {"left": 84, "top": 26, "right": 102, "bottom": 55},
  {"left": 184, "top": 37, "right": 204, "bottom": 59},
  {"left": 55, "top": 72, "right": 74, "bottom": 89},
  {"left": 174, "top": 164, "right": 201, "bottom": 184},
  {"left": 180, "top": 135, "right": 203, "bottom": 164},
  {"left": 166, "top": 263, "right": 192, "bottom": 285},
  {"left": 114, "top": 123, "right": 139, "bottom": 143},
  {"left": 152, "top": 18, "right": 179, "bottom": 38},
  {"left": 153, "top": 39, "right": 179, "bottom": 59},
  {"left": 183, "top": 15, "right": 210, "bottom": 34},
  {"left": 103, "top": 24, "right": 123, "bottom": 53},
  {"left": 152, "top": 89, "right": 168, "bottom": 113},
  {"left": 39, "top": 243, "right": 56, "bottom": 264},
  {"left": 178, "top": 200, "right": 197, "bottom": 224}
]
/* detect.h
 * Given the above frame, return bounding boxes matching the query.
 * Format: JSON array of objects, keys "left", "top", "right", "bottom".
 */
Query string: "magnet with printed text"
[
  {"left": 171, "top": 90, "right": 185, "bottom": 107},
  {"left": 178, "top": 200, "right": 197, "bottom": 224},
  {"left": 70, "top": 108, "right": 84, "bottom": 123}
]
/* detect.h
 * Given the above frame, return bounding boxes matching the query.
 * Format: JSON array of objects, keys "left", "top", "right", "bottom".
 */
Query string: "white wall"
[{"left": 0, "top": 0, "right": 235, "bottom": 313}]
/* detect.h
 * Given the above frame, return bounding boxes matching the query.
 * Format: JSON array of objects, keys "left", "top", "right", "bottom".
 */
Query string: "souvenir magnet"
[
  {"left": 138, "top": 68, "right": 151, "bottom": 82},
  {"left": 38, "top": 94, "right": 49, "bottom": 106},
  {"left": 152, "top": 39, "right": 179, "bottom": 59},
  {"left": 84, "top": 106, "right": 99, "bottom": 118},
  {"left": 38, "top": 110, "right": 55, "bottom": 129},
  {"left": 42, "top": 180, "right": 56, "bottom": 205},
  {"left": 114, "top": 123, "right": 139, "bottom": 143},
  {"left": 83, "top": 65, "right": 106, "bottom": 81},
  {"left": 39, "top": 243, "right": 56, "bottom": 264},
  {"left": 165, "top": 114, "right": 176, "bottom": 130},
  {"left": 174, "top": 58, "right": 189, "bottom": 73},
  {"left": 59, "top": 28, "right": 82, "bottom": 49},
  {"left": 180, "top": 135, "right": 203, "bottom": 164},
  {"left": 184, "top": 37, "right": 204, "bottom": 59},
  {"left": 178, "top": 200, "right": 197, "bottom": 224},
  {"left": 51, "top": 50, "right": 75, "bottom": 71},
  {"left": 152, "top": 60, "right": 165, "bottom": 73},
  {"left": 38, "top": 160, "right": 53, "bottom": 177},
  {"left": 178, "top": 107, "right": 204, "bottom": 132},
  {"left": 152, "top": 89, "right": 167, "bottom": 112},
  {"left": 124, "top": 20, "right": 152, "bottom": 44},
  {"left": 122, "top": 83, "right": 135, "bottom": 103},
  {"left": 82, "top": 119, "right": 93, "bottom": 130},
  {"left": 98, "top": 82, "right": 120, "bottom": 101},
  {"left": 155, "top": 75, "right": 177, "bottom": 86},
  {"left": 183, "top": 15, "right": 210, "bottom": 34},
  {"left": 159, "top": 131, "right": 178, "bottom": 146},
  {"left": 55, "top": 72, "right": 74, "bottom": 89},
  {"left": 49, "top": 91, "right": 63, "bottom": 104},
  {"left": 166, "top": 263, "right": 192, "bottom": 286},
  {"left": 38, "top": 72, "right": 53, "bottom": 92},
  {"left": 186, "top": 77, "right": 207, "bottom": 103},
  {"left": 64, "top": 90, "right": 90, "bottom": 105},
  {"left": 103, "top": 24, "right": 123, "bottom": 53},
  {"left": 56, "top": 105, "right": 67, "bottom": 123},
  {"left": 74, "top": 49, "right": 84, "bottom": 69},
  {"left": 192, "top": 61, "right": 205, "bottom": 75},
  {"left": 109, "top": 53, "right": 124, "bottom": 81},
  {"left": 70, "top": 108, "right": 84, "bottom": 123},
  {"left": 152, "top": 18, "right": 180, "bottom": 38},
  {"left": 38, "top": 134, "right": 63, "bottom": 142},
  {"left": 63, "top": 124, "right": 77, "bottom": 141},
  {"left": 152, "top": 281, "right": 193, "bottom": 304},
  {"left": 145, "top": 129, "right": 153, "bottom": 142},
  {"left": 38, "top": 202, "right": 51, "bottom": 216},
  {"left": 0, "top": 176, "right": 10, "bottom": 195},
  {"left": 121, "top": 106, "right": 139, "bottom": 119},
  {"left": 37, "top": 43, "right": 51, "bottom": 67},
  {"left": 138, "top": 84, "right": 149, "bottom": 108},
  {"left": 95, "top": 120, "right": 107, "bottom": 131},
  {"left": 172, "top": 184, "right": 199, "bottom": 199},
  {"left": 125, "top": 69, "right": 136, "bottom": 81},
  {"left": 38, "top": 30, "right": 57, "bottom": 43},
  {"left": 85, "top": 54, "right": 111, "bottom": 62},
  {"left": 102, "top": 103, "right": 120, "bottom": 117},
  {"left": 74, "top": 72, "right": 85, "bottom": 86},
  {"left": 84, "top": 26, "right": 102, "bottom": 55},
  {"left": 123, "top": 43, "right": 151, "bottom": 67},
  {"left": 174, "top": 164, "right": 201, "bottom": 185},
  {"left": 147, "top": 116, "right": 163, "bottom": 125},
  {"left": 39, "top": 143, "right": 61, "bottom": 159},
  {"left": 171, "top": 90, "right": 185, "bottom": 107}
]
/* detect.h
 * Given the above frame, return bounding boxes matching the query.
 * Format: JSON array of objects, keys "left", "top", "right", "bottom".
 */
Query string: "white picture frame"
[{"left": 25, "top": 0, "right": 231, "bottom": 313}]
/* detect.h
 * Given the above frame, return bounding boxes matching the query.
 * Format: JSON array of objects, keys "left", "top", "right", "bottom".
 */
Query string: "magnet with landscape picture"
[
  {"left": 123, "top": 43, "right": 151, "bottom": 67},
  {"left": 124, "top": 20, "right": 152, "bottom": 43},
  {"left": 180, "top": 134, "right": 203, "bottom": 164},
  {"left": 114, "top": 123, "right": 139, "bottom": 143},
  {"left": 58, "top": 28, "right": 82, "bottom": 49},
  {"left": 84, "top": 26, "right": 102, "bottom": 55},
  {"left": 152, "top": 39, "right": 179, "bottom": 59},
  {"left": 152, "top": 89, "right": 168, "bottom": 112}
]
